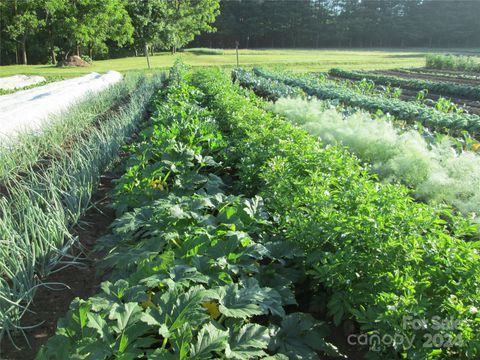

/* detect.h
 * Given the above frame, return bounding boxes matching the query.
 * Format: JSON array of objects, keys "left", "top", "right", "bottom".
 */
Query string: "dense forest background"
[
  {"left": 1, "top": 0, "right": 479, "bottom": 66},
  {"left": 192, "top": 0, "right": 480, "bottom": 49}
]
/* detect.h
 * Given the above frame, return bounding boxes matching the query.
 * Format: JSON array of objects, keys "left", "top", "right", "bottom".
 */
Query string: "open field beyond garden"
[{"left": 0, "top": 49, "right": 447, "bottom": 78}]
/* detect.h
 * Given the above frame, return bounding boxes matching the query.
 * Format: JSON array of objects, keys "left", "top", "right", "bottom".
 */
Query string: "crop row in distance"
[
  {"left": 426, "top": 53, "right": 480, "bottom": 73},
  {"left": 398, "top": 68, "right": 480, "bottom": 82},
  {"left": 35, "top": 62, "right": 480, "bottom": 359},
  {"left": 327, "top": 71, "right": 475, "bottom": 116},
  {"left": 253, "top": 67, "right": 480, "bottom": 136},
  {"left": 232, "top": 68, "right": 480, "bottom": 227},
  {"left": 233, "top": 68, "right": 478, "bottom": 151},
  {"left": 329, "top": 68, "right": 480, "bottom": 101}
]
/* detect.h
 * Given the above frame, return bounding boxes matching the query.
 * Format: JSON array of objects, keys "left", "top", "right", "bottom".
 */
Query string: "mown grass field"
[{"left": 0, "top": 49, "right": 434, "bottom": 78}]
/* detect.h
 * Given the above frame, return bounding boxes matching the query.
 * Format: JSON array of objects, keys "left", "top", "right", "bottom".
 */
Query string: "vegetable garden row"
[
  {"left": 398, "top": 68, "right": 480, "bottom": 83},
  {"left": 233, "top": 68, "right": 480, "bottom": 223},
  {"left": 14, "top": 62, "right": 478, "bottom": 359},
  {"left": 252, "top": 68, "right": 480, "bottom": 135},
  {"left": 329, "top": 68, "right": 480, "bottom": 101}
]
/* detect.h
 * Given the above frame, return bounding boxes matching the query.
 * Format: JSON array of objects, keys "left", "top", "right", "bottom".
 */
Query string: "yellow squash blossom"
[
  {"left": 149, "top": 179, "right": 165, "bottom": 190},
  {"left": 202, "top": 301, "right": 221, "bottom": 320}
]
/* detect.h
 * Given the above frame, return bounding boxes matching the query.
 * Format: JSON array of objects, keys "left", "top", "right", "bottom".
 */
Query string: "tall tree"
[
  {"left": 192, "top": 0, "right": 480, "bottom": 49},
  {"left": 127, "top": 0, "right": 220, "bottom": 66},
  {"left": 59, "top": 0, "right": 133, "bottom": 59},
  {"left": 127, "top": 0, "right": 166, "bottom": 65},
  {"left": 5, "top": 0, "right": 44, "bottom": 64},
  {"left": 43, "top": 0, "right": 66, "bottom": 64},
  {"left": 162, "top": 0, "right": 220, "bottom": 53}
]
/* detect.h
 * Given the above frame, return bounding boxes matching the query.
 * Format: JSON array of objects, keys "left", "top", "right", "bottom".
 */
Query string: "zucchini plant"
[{"left": 37, "top": 61, "right": 343, "bottom": 360}]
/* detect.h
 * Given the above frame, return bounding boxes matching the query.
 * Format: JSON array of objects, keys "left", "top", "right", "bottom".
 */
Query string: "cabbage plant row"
[
  {"left": 253, "top": 68, "right": 480, "bottom": 135},
  {"left": 329, "top": 68, "right": 480, "bottom": 101}
]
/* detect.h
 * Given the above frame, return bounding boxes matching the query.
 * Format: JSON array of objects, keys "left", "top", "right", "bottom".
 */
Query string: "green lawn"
[{"left": 0, "top": 49, "right": 432, "bottom": 79}]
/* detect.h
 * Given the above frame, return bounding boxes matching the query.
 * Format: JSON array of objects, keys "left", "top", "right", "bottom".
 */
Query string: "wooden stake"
[{"left": 235, "top": 41, "right": 239, "bottom": 68}]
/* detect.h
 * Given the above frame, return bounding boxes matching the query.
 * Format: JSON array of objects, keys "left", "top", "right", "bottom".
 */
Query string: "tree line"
[
  {"left": 0, "top": 0, "right": 220, "bottom": 65},
  {"left": 192, "top": 0, "right": 480, "bottom": 49},
  {"left": 1, "top": 0, "right": 479, "bottom": 66}
]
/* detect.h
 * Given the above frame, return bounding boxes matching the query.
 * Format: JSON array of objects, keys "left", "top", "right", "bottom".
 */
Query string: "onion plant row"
[
  {"left": 0, "top": 73, "right": 163, "bottom": 344},
  {"left": 37, "top": 61, "right": 342, "bottom": 359},
  {"left": 193, "top": 68, "right": 480, "bottom": 359},
  {"left": 0, "top": 74, "right": 142, "bottom": 183},
  {"left": 253, "top": 68, "right": 480, "bottom": 135},
  {"left": 329, "top": 68, "right": 480, "bottom": 101},
  {"left": 233, "top": 68, "right": 480, "bottom": 228}
]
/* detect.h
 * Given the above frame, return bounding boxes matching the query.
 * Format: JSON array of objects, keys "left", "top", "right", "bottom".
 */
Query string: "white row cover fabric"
[
  {"left": 0, "top": 71, "right": 123, "bottom": 141},
  {"left": 0, "top": 74, "right": 46, "bottom": 90}
]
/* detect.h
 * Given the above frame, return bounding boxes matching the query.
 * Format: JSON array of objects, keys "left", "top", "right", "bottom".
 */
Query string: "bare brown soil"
[
  {"left": 377, "top": 69, "right": 480, "bottom": 86},
  {"left": 398, "top": 88, "right": 480, "bottom": 115},
  {"left": 0, "top": 175, "right": 116, "bottom": 360}
]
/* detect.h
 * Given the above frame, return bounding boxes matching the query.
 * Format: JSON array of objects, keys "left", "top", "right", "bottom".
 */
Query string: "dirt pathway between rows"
[
  {"left": 378, "top": 69, "right": 480, "bottom": 87},
  {"left": 0, "top": 175, "right": 117, "bottom": 360}
]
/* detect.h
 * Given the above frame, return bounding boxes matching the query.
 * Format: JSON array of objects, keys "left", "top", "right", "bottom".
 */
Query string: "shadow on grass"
[{"left": 385, "top": 54, "right": 425, "bottom": 59}]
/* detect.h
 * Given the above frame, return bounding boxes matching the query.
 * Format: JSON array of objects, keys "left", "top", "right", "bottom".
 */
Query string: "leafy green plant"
[
  {"left": 382, "top": 81, "right": 402, "bottom": 99},
  {"left": 232, "top": 68, "right": 302, "bottom": 101},
  {"left": 192, "top": 68, "right": 480, "bottom": 359},
  {"left": 353, "top": 78, "right": 376, "bottom": 95},
  {"left": 80, "top": 54, "right": 93, "bottom": 64},
  {"left": 37, "top": 62, "right": 343, "bottom": 360},
  {"left": 435, "top": 96, "right": 465, "bottom": 114},
  {"left": 416, "top": 89, "right": 428, "bottom": 102}
]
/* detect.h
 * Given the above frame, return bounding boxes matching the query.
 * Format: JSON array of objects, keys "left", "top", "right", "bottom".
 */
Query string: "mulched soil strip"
[
  {"left": 0, "top": 174, "right": 116, "bottom": 360},
  {"left": 376, "top": 69, "right": 480, "bottom": 87}
]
